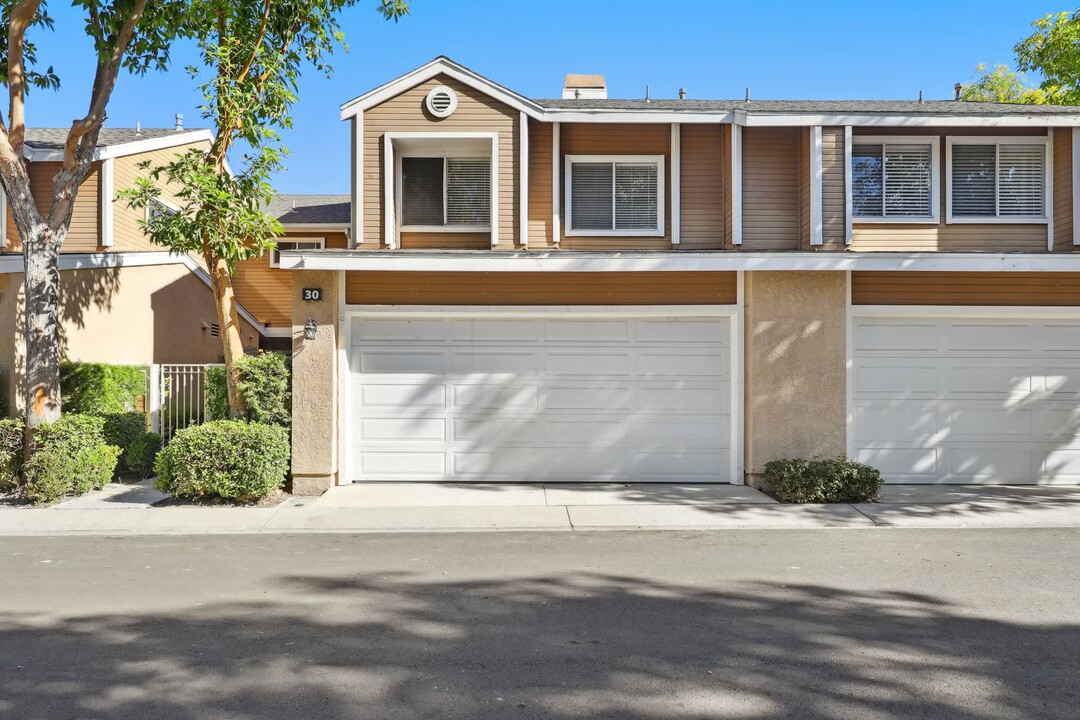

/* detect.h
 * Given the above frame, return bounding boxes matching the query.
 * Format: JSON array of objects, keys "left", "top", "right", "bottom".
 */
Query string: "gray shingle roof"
[
  {"left": 537, "top": 99, "right": 1080, "bottom": 115},
  {"left": 23, "top": 127, "right": 201, "bottom": 150},
  {"left": 266, "top": 194, "right": 351, "bottom": 225}
]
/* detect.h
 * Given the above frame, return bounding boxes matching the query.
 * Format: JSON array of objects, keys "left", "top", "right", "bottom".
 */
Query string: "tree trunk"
[
  {"left": 203, "top": 248, "right": 248, "bottom": 419},
  {"left": 21, "top": 224, "right": 64, "bottom": 429}
]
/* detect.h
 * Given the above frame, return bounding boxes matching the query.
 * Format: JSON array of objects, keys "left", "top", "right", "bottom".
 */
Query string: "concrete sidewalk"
[{"left": 2, "top": 482, "right": 1080, "bottom": 535}]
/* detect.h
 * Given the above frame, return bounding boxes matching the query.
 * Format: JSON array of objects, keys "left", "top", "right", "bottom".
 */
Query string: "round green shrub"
[
  {"left": 22, "top": 414, "right": 120, "bottom": 504},
  {"left": 203, "top": 353, "right": 291, "bottom": 428},
  {"left": 126, "top": 432, "right": 163, "bottom": 479},
  {"left": 102, "top": 411, "right": 148, "bottom": 474},
  {"left": 154, "top": 420, "right": 289, "bottom": 501},
  {"left": 0, "top": 417, "right": 24, "bottom": 491},
  {"left": 764, "top": 456, "right": 883, "bottom": 504}
]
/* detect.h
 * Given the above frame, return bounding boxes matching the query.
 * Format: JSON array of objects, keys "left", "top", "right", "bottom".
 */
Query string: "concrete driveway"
[{"left": 1, "top": 528, "right": 1078, "bottom": 719}]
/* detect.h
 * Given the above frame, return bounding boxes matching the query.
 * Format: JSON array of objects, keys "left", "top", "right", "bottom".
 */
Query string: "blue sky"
[{"left": 19, "top": 0, "right": 1062, "bottom": 194}]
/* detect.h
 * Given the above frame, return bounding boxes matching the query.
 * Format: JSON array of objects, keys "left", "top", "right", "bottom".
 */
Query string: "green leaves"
[
  {"left": 960, "top": 63, "right": 1047, "bottom": 105},
  {"left": 0, "top": 2, "right": 60, "bottom": 92},
  {"left": 1016, "top": 10, "right": 1080, "bottom": 106}
]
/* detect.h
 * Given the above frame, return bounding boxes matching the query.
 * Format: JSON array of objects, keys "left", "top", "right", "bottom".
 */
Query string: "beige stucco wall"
[
  {"left": 291, "top": 269, "right": 339, "bottom": 494},
  {"left": 0, "top": 262, "right": 261, "bottom": 414},
  {"left": 744, "top": 271, "right": 847, "bottom": 481}
]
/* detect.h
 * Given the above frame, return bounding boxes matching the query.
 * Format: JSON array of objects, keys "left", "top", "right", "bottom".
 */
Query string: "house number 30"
[{"left": 302, "top": 288, "right": 322, "bottom": 302}]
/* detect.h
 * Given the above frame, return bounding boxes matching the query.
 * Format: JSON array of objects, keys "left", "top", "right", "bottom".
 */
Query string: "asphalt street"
[{"left": 1, "top": 528, "right": 1078, "bottom": 719}]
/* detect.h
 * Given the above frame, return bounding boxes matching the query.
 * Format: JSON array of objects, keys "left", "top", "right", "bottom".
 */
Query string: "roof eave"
[{"left": 23, "top": 128, "right": 215, "bottom": 162}]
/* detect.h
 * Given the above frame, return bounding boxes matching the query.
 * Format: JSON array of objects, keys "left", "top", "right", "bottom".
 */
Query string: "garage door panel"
[
  {"left": 349, "top": 314, "right": 735, "bottom": 483},
  {"left": 854, "top": 322, "right": 940, "bottom": 352},
  {"left": 853, "top": 315, "right": 1080, "bottom": 484}
]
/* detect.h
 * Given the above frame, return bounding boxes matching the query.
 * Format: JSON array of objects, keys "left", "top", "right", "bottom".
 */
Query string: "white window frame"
[
  {"left": 945, "top": 135, "right": 1051, "bottom": 225},
  {"left": 145, "top": 196, "right": 181, "bottom": 222},
  {"left": 394, "top": 139, "right": 494, "bottom": 235},
  {"left": 270, "top": 237, "right": 324, "bottom": 268},
  {"left": 849, "top": 135, "right": 941, "bottom": 224},
  {"left": 564, "top": 154, "right": 666, "bottom": 237}
]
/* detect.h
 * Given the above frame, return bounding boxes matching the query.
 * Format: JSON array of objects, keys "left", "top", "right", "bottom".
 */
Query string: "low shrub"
[
  {"left": 0, "top": 417, "right": 23, "bottom": 490},
  {"left": 22, "top": 414, "right": 120, "bottom": 504},
  {"left": 61, "top": 362, "right": 146, "bottom": 415},
  {"left": 126, "top": 432, "right": 163, "bottom": 479},
  {"left": 204, "top": 352, "right": 290, "bottom": 428},
  {"left": 763, "top": 456, "right": 883, "bottom": 504},
  {"left": 155, "top": 420, "right": 289, "bottom": 501},
  {"left": 102, "top": 411, "right": 148, "bottom": 474}
]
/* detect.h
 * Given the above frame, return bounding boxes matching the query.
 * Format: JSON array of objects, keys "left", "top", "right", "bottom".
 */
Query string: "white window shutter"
[
  {"left": 998, "top": 144, "right": 1045, "bottom": 217},
  {"left": 951, "top": 144, "right": 997, "bottom": 217}
]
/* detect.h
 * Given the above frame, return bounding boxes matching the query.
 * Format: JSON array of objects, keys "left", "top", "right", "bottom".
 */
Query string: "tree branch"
[
  {"left": 234, "top": 0, "right": 273, "bottom": 85},
  {"left": 6, "top": 0, "right": 43, "bottom": 156},
  {"left": 61, "top": 0, "right": 148, "bottom": 170}
]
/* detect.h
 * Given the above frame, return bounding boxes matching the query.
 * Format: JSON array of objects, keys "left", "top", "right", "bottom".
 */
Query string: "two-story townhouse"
[
  {"left": 253, "top": 56, "right": 1080, "bottom": 493},
  {"left": 0, "top": 127, "right": 264, "bottom": 413}
]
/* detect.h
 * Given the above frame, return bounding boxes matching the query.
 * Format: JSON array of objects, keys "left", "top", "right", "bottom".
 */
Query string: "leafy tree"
[
  {"left": 1016, "top": 10, "right": 1080, "bottom": 105},
  {"left": 121, "top": 0, "right": 409, "bottom": 418},
  {"left": 959, "top": 63, "right": 1047, "bottom": 104},
  {"left": 0, "top": 1, "right": 188, "bottom": 433}
]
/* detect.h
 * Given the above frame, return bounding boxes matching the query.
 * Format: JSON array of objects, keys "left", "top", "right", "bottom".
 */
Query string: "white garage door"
[
  {"left": 347, "top": 311, "right": 736, "bottom": 483},
  {"left": 851, "top": 313, "right": 1080, "bottom": 484}
]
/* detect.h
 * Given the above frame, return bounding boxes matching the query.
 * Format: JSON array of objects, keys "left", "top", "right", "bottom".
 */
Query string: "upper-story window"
[
  {"left": 565, "top": 155, "right": 664, "bottom": 236},
  {"left": 851, "top": 138, "right": 939, "bottom": 222},
  {"left": 147, "top": 197, "right": 180, "bottom": 222},
  {"left": 947, "top": 138, "right": 1047, "bottom": 222},
  {"left": 270, "top": 238, "right": 324, "bottom": 268},
  {"left": 401, "top": 156, "right": 491, "bottom": 230}
]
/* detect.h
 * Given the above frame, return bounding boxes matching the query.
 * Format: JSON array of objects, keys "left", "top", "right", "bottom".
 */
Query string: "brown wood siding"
[
  {"left": 112, "top": 141, "right": 210, "bottom": 252},
  {"left": 821, "top": 126, "right": 847, "bottom": 248},
  {"left": 5, "top": 161, "right": 101, "bottom": 251},
  {"left": 363, "top": 74, "right": 518, "bottom": 249},
  {"left": 680, "top": 124, "right": 726, "bottom": 249},
  {"left": 852, "top": 271, "right": 1080, "bottom": 305},
  {"left": 851, "top": 128, "right": 1050, "bottom": 252},
  {"left": 346, "top": 271, "right": 737, "bottom": 305},
  {"left": 232, "top": 231, "right": 348, "bottom": 328},
  {"left": 742, "top": 127, "right": 800, "bottom": 250},
  {"left": 559, "top": 123, "right": 671, "bottom": 249},
  {"left": 722, "top": 125, "right": 733, "bottom": 248},
  {"left": 798, "top": 127, "right": 811, "bottom": 248},
  {"left": 1054, "top": 127, "right": 1074, "bottom": 250},
  {"left": 527, "top": 119, "right": 554, "bottom": 247},
  {"left": 399, "top": 232, "right": 489, "bottom": 249}
]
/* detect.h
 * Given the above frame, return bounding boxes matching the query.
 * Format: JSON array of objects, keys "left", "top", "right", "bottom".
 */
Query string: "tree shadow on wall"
[{"left": 0, "top": 573, "right": 1076, "bottom": 719}]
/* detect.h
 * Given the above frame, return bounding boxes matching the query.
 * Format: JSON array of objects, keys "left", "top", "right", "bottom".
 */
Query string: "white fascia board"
[
  {"left": 276, "top": 250, "right": 1080, "bottom": 273},
  {"left": 280, "top": 223, "right": 351, "bottom": 232},
  {"left": 24, "top": 129, "right": 214, "bottom": 162},
  {"left": 541, "top": 109, "right": 735, "bottom": 124},
  {"left": 100, "top": 158, "right": 115, "bottom": 247},
  {"left": 340, "top": 57, "right": 543, "bottom": 120},
  {"left": 740, "top": 113, "right": 1080, "bottom": 128}
]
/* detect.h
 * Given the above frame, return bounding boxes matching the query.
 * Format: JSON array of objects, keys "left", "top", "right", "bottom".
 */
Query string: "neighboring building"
[
  {"left": 274, "top": 56, "right": 1080, "bottom": 492},
  {"left": 0, "top": 127, "right": 263, "bottom": 413}
]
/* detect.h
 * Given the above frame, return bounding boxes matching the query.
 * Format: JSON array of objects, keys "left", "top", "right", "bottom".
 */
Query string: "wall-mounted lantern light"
[{"left": 304, "top": 318, "right": 318, "bottom": 341}]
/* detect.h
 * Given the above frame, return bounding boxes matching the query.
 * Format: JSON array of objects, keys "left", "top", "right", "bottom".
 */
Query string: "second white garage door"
[
  {"left": 347, "top": 311, "right": 737, "bottom": 483},
  {"left": 851, "top": 312, "right": 1080, "bottom": 484}
]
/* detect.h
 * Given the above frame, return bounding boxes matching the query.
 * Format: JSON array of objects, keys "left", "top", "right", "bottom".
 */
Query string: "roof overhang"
[
  {"left": 277, "top": 250, "right": 1080, "bottom": 273},
  {"left": 340, "top": 56, "right": 544, "bottom": 121},
  {"left": 23, "top": 129, "right": 215, "bottom": 162},
  {"left": 734, "top": 110, "right": 1080, "bottom": 127}
]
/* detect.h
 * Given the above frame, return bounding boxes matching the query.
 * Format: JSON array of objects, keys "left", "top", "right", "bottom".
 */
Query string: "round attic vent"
[{"left": 425, "top": 86, "right": 458, "bottom": 118}]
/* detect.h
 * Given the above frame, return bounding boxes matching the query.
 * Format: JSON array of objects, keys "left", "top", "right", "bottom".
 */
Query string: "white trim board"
[
  {"left": 278, "top": 250, "right": 1080, "bottom": 273},
  {"left": 850, "top": 304, "right": 1080, "bottom": 319}
]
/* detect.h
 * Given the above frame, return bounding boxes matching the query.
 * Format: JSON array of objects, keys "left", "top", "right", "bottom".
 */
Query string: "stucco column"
[
  {"left": 291, "top": 270, "right": 340, "bottom": 494},
  {"left": 743, "top": 271, "right": 847, "bottom": 484}
]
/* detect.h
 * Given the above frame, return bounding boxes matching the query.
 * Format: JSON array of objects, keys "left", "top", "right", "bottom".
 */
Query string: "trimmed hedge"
[
  {"left": 205, "top": 352, "right": 291, "bottom": 428},
  {"left": 126, "top": 432, "right": 162, "bottom": 479},
  {"left": 763, "top": 457, "right": 883, "bottom": 504},
  {"left": 155, "top": 420, "right": 289, "bottom": 501},
  {"left": 61, "top": 362, "right": 146, "bottom": 415},
  {"left": 0, "top": 417, "right": 23, "bottom": 491},
  {"left": 102, "top": 411, "right": 148, "bottom": 474},
  {"left": 22, "top": 414, "right": 120, "bottom": 504}
]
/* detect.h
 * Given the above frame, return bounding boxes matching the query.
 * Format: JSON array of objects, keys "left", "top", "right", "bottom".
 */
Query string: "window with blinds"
[
  {"left": 950, "top": 142, "right": 1045, "bottom": 219},
  {"left": 401, "top": 156, "right": 492, "bottom": 228},
  {"left": 568, "top": 157, "right": 662, "bottom": 234},
  {"left": 852, "top": 143, "right": 933, "bottom": 218},
  {"left": 270, "top": 239, "right": 324, "bottom": 268}
]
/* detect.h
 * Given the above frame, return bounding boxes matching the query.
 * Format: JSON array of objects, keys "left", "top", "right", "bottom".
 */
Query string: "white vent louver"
[{"left": 425, "top": 86, "right": 458, "bottom": 118}]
